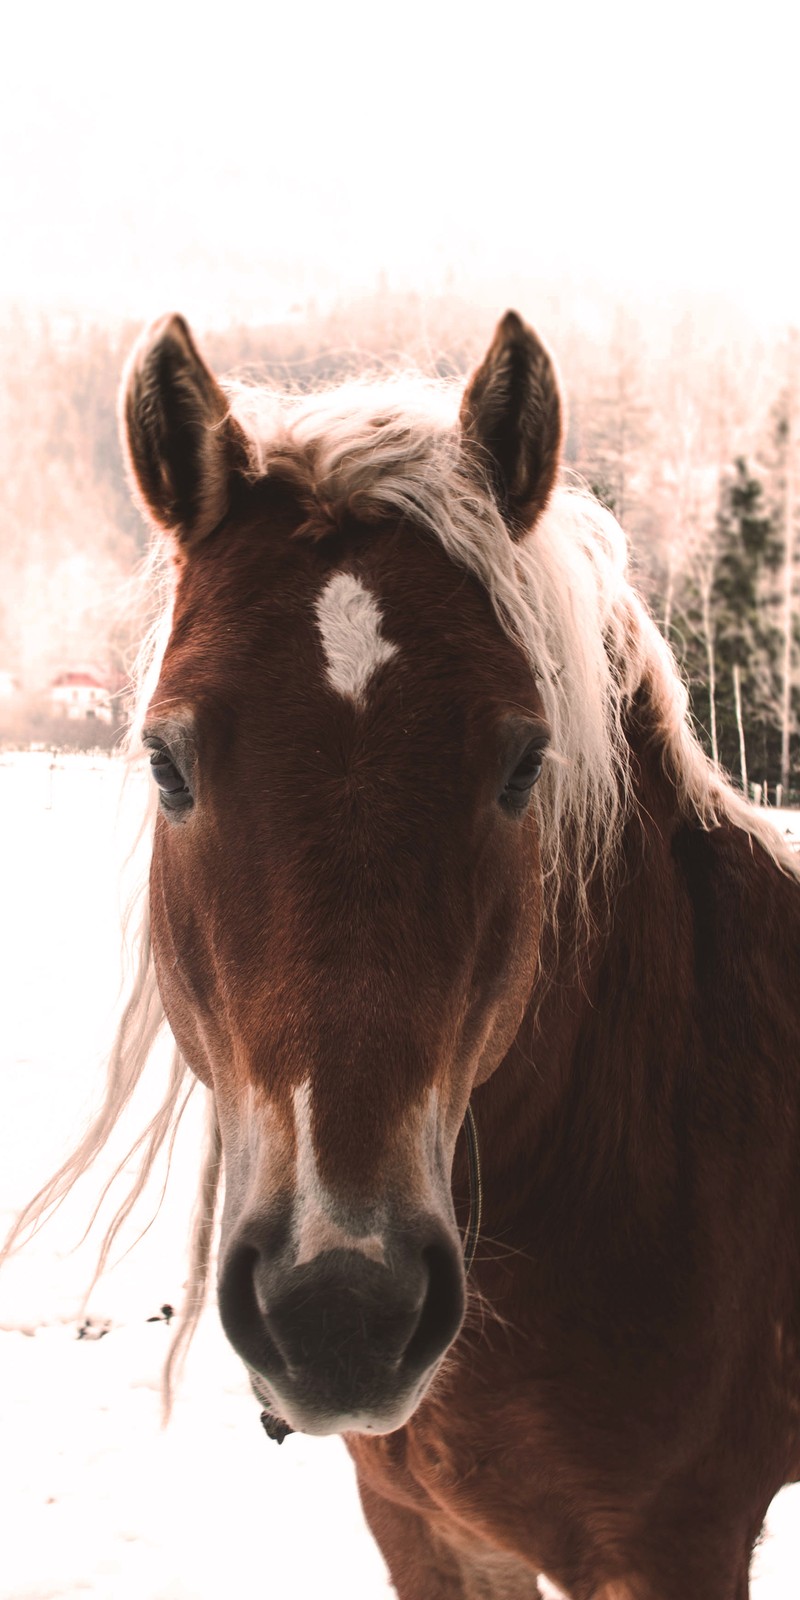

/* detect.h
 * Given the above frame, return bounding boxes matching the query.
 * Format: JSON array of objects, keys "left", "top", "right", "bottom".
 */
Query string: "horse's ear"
[
  {"left": 120, "top": 314, "right": 246, "bottom": 548},
  {"left": 460, "top": 311, "right": 562, "bottom": 539}
]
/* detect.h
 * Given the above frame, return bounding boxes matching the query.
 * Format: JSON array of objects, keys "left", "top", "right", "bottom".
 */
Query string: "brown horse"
[{"left": 8, "top": 311, "right": 800, "bottom": 1598}]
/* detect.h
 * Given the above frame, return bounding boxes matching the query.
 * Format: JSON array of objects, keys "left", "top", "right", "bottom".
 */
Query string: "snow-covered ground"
[{"left": 1, "top": 753, "right": 798, "bottom": 1600}]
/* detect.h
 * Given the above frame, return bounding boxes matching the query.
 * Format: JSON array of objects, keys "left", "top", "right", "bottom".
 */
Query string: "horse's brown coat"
[
  {"left": 350, "top": 739, "right": 800, "bottom": 1598},
  {"left": 121, "top": 313, "right": 800, "bottom": 1599}
]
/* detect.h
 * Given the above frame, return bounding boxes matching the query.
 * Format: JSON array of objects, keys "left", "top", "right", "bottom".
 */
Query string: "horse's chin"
[{"left": 247, "top": 1367, "right": 432, "bottom": 1438}]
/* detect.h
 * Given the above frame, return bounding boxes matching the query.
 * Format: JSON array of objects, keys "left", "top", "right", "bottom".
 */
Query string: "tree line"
[{"left": 0, "top": 294, "right": 797, "bottom": 796}]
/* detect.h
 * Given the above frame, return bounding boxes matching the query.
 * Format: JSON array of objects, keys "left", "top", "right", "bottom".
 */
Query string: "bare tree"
[
  {"left": 732, "top": 664, "right": 748, "bottom": 794},
  {"left": 778, "top": 332, "right": 799, "bottom": 793}
]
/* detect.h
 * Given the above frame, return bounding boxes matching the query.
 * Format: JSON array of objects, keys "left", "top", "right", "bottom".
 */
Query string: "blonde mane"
[
  {"left": 230, "top": 373, "right": 799, "bottom": 896},
  {"left": 5, "top": 371, "right": 797, "bottom": 1412}
]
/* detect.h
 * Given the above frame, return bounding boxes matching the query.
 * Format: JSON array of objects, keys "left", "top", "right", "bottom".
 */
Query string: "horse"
[{"left": 7, "top": 309, "right": 800, "bottom": 1600}]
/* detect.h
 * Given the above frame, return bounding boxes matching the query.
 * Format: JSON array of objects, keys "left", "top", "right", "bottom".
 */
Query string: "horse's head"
[{"left": 120, "top": 311, "right": 562, "bottom": 1435}]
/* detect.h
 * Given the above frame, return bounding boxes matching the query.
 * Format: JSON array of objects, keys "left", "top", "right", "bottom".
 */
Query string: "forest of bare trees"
[{"left": 0, "top": 293, "right": 797, "bottom": 797}]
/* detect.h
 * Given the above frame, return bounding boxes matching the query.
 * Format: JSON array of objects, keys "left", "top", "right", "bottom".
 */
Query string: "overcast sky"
[{"left": 2, "top": 0, "right": 798, "bottom": 332}]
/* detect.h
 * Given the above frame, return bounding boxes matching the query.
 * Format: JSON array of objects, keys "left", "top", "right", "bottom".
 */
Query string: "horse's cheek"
[
  {"left": 467, "top": 820, "right": 544, "bottom": 1088},
  {"left": 149, "top": 843, "right": 216, "bottom": 1088}
]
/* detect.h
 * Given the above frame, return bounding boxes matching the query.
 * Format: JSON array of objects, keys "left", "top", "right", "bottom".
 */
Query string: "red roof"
[{"left": 51, "top": 671, "right": 107, "bottom": 689}]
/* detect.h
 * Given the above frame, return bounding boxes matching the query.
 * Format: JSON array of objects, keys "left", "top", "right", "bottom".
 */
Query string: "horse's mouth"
[
  {"left": 248, "top": 1371, "right": 288, "bottom": 1429},
  {"left": 246, "top": 1363, "right": 433, "bottom": 1439}
]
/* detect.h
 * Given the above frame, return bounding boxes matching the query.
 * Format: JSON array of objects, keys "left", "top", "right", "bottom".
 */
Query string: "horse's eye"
[
  {"left": 500, "top": 745, "right": 545, "bottom": 813},
  {"left": 148, "top": 749, "right": 193, "bottom": 811}
]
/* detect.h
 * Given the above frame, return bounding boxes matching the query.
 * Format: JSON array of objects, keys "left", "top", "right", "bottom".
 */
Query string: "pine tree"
[
  {"left": 674, "top": 459, "right": 778, "bottom": 789},
  {"left": 712, "top": 459, "right": 778, "bottom": 785}
]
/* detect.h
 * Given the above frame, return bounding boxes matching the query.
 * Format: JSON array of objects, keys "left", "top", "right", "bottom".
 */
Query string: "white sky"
[{"left": 1, "top": 0, "right": 798, "bottom": 330}]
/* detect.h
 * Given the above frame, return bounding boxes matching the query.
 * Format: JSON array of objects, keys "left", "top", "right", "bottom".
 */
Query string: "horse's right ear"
[{"left": 120, "top": 314, "right": 246, "bottom": 548}]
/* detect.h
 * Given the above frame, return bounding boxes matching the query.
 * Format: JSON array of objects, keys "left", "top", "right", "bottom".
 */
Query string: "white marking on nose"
[
  {"left": 314, "top": 572, "right": 398, "bottom": 705},
  {"left": 292, "top": 1079, "right": 386, "bottom": 1266}
]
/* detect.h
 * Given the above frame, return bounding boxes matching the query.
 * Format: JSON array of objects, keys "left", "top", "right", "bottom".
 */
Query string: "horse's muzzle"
[{"left": 217, "top": 1217, "right": 465, "bottom": 1434}]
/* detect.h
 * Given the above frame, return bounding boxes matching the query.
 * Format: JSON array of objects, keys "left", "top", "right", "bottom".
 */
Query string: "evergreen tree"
[
  {"left": 674, "top": 459, "right": 778, "bottom": 788},
  {"left": 712, "top": 459, "right": 779, "bottom": 784}
]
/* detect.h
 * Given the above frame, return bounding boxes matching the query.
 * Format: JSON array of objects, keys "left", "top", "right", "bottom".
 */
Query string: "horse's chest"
[
  {"left": 353, "top": 1305, "right": 800, "bottom": 1579},
  {"left": 352, "top": 1393, "right": 639, "bottom": 1592}
]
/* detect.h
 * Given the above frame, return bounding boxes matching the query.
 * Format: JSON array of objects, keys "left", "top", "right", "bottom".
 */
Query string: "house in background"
[{"left": 49, "top": 668, "right": 113, "bottom": 724}]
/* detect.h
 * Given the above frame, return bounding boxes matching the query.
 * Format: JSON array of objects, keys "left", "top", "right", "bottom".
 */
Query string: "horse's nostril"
[
  {"left": 218, "top": 1240, "right": 288, "bottom": 1381},
  {"left": 402, "top": 1239, "right": 465, "bottom": 1378}
]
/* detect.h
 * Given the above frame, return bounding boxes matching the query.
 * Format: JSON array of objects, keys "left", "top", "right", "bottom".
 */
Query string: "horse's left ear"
[
  {"left": 120, "top": 313, "right": 247, "bottom": 549},
  {"left": 460, "top": 311, "right": 562, "bottom": 539}
]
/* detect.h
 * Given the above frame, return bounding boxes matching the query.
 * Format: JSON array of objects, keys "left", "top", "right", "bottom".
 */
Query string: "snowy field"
[{"left": 1, "top": 752, "right": 798, "bottom": 1600}]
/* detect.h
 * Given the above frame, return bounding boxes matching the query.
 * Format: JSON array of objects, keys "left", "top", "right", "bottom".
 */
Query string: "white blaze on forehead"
[
  {"left": 291, "top": 1078, "right": 386, "bottom": 1266},
  {"left": 314, "top": 572, "right": 398, "bottom": 705}
]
